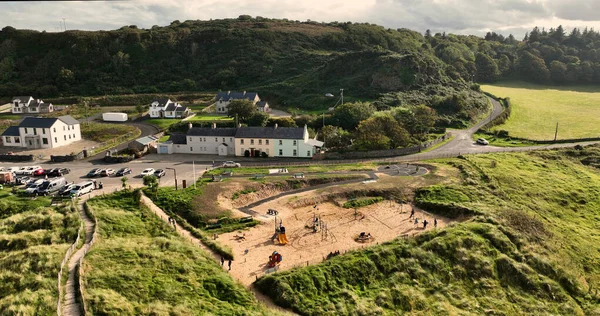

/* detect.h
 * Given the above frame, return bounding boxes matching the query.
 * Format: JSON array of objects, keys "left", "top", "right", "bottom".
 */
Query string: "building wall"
[
  {"left": 149, "top": 107, "right": 163, "bottom": 118},
  {"left": 1, "top": 135, "right": 23, "bottom": 147},
  {"left": 234, "top": 137, "right": 273, "bottom": 157},
  {"left": 216, "top": 100, "right": 230, "bottom": 114},
  {"left": 15, "top": 121, "right": 81, "bottom": 149},
  {"left": 173, "top": 135, "right": 236, "bottom": 155}
]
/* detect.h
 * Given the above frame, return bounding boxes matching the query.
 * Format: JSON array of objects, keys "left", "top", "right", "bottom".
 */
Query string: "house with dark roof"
[
  {"left": 11, "top": 96, "right": 54, "bottom": 114},
  {"left": 215, "top": 91, "right": 261, "bottom": 114},
  {"left": 1, "top": 115, "right": 81, "bottom": 149},
  {"left": 149, "top": 98, "right": 190, "bottom": 118},
  {"left": 157, "top": 123, "right": 323, "bottom": 158},
  {"left": 256, "top": 101, "right": 270, "bottom": 113}
]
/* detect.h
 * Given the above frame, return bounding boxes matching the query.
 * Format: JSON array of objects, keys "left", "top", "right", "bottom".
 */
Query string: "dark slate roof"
[
  {"left": 236, "top": 127, "right": 304, "bottom": 139},
  {"left": 58, "top": 115, "right": 79, "bottom": 125},
  {"left": 257, "top": 101, "right": 268, "bottom": 107},
  {"left": 1, "top": 126, "right": 20, "bottom": 136},
  {"left": 165, "top": 103, "right": 177, "bottom": 112},
  {"left": 216, "top": 91, "right": 259, "bottom": 101},
  {"left": 12, "top": 96, "right": 33, "bottom": 102},
  {"left": 39, "top": 102, "right": 52, "bottom": 108},
  {"left": 175, "top": 105, "right": 188, "bottom": 112},
  {"left": 18, "top": 117, "right": 60, "bottom": 128},
  {"left": 168, "top": 133, "right": 187, "bottom": 145},
  {"left": 187, "top": 127, "right": 237, "bottom": 137},
  {"left": 151, "top": 98, "right": 171, "bottom": 107}
]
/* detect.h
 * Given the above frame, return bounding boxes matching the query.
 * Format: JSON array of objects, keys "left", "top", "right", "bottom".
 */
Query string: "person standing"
[
  {"left": 220, "top": 256, "right": 225, "bottom": 267},
  {"left": 410, "top": 208, "right": 415, "bottom": 218},
  {"left": 228, "top": 259, "right": 232, "bottom": 271},
  {"left": 423, "top": 220, "right": 428, "bottom": 229},
  {"left": 434, "top": 218, "right": 438, "bottom": 228}
]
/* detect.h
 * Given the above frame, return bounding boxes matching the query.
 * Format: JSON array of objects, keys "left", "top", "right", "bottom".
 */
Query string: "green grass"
[
  {"left": 473, "top": 132, "right": 537, "bottom": 147},
  {"left": 256, "top": 147, "right": 600, "bottom": 315},
  {"left": 81, "top": 122, "right": 138, "bottom": 143},
  {"left": 158, "top": 135, "right": 170, "bottom": 142},
  {"left": 0, "top": 187, "right": 79, "bottom": 315},
  {"left": 206, "top": 163, "right": 377, "bottom": 176},
  {"left": 482, "top": 82, "right": 600, "bottom": 140},
  {"left": 145, "top": 118, "right": 182, "bottom": 131},
  {"left": 187, "top": 114, "right": 234, "bottom": 122},
  {"left": 84, "top": 190, "right": 267, "bottom": 315}
]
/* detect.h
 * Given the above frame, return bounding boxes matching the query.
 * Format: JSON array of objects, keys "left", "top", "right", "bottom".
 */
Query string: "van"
[
  {"left": 70, "top": 181, "right": 95, "bottom": 197},
  {"left": 38, "top": 177, "right": 67, "bottom": 196}
]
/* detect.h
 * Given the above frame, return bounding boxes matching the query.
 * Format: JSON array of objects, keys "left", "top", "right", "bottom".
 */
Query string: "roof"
[
  {"left": 18, "top": 117, "right": 60, "bottom": 128},
  {"left": 168, "top": 133, "right": 187, "bottom": 144},
  {"left": 57, "top": 115, "right": 79, "bottom": 125},
  {"left": 236, "top": 127, "right": 304, "bottom": 139},
  {"left": 257, "top": 101, "right": 269, "bottom": 108},
  {"left": 12, "top": 96, "right": 33, "bottom": 102},
  {"left": 150, "top": 98, "right": 171, "bottom": 108},
  {"left": 175, "top": 105, "right": 188, "bottom": 112},
  {"left": 216, "top": 91, "right": 259, "bottom": 101},
  {"left": 305, "top": 138, "right": 324, "bottom": 147},
  {"left": 165, "top": 102, "right": 177, "bottom": 112},
  {"left": 39, "top": 102, "right": 52, "bottom": 109},
  {"left": 134, "top": 135, "right": 158, "bottom": 145},
  {"left": 187, "top": 127, "right": 237, "bottom": 137},
  {"left": 1, "top": 126, "right": 20, "bottom": 136}
]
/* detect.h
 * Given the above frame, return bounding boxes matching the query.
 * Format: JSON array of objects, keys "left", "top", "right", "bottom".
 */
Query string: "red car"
[{"left": 33, "top": 168, "right": 45, "bottom": 176}]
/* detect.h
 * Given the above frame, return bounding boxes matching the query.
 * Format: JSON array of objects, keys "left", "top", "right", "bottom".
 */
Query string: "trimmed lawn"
[
  {"left": 187, "top": 114, "right": 234, "bottom": 122},
  {"left": 482, "top": 82, "right": 600, "bottom": 140},
  {"left": 145, "top": 118, "right": 182, "bottom": 130}
]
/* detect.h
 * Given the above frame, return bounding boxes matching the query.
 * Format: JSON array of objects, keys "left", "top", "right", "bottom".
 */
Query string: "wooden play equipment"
[{"left": 268, "top": 251, "right": 282, "bottom": 268}]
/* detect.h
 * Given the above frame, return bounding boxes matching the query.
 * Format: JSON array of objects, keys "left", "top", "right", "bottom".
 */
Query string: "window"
[
  {"left": 279, "top": 149, "right": 283, "bottom": 156},
  {"left": 230, "top": 138, "right": 233, "bottom": 142},
  {"left": 293, "top": 140, "right": 297, "bottom": 146},
  {"left": 5, "top": 137, "right": 11, "bottom": 143},
  {"left": 266, "top": 140, "right": 269, "bottom": 145},
  {"left": 15, "top": 137, "right": 20, "bottom": 143},
  {"left": 251, "top": 139, "right": 254, "bottom": 145},
  {"left": 241, "top": 139, "right": 244, "bottom": 144},
  {"left": 279, "top": 140, "right": 282, "bottom": 145},
  {"left": 259, "top": 139, "right": 262, "bottom": 145},
  {"left": 42, "top": 129, "right": 46, "bottom": 134},
  {"left": 43, "top": 138, "right": 48, "bottom": 145},
  {"left": 266, "top": 149, "right": 270, "bottom": 154},
  {"left": 63, "top": 126, "right": 65, "bottom": 131},
  {"left": 24, "top": 128, "right": 28, "bottom": 134},
  {"left": 307, "top": 150, "right": 311, "bottom": 157},
  {"left": 68, "top": 126, "right": 70, "bottom": 131},
  {"left": 33, "top": 129, "right": 37, "bottom": 135},
  {"left": 222, "top": 138, "right": 225, "bottom": 142},
  {"left": 203, "top": 138, "right": 206, "bottom": 142},
  {"left": 215, "top": 138, "right": 218, "bottom": 142},
  {"left": 64, "top": 135, "right": 67, "bottom": 140},
  {"left": 73, "top": 134, "right": 75, "bottom": 138},
  {"left": 189, "top": 137, "right": 192, "bottom": 142},
  {"left": 54, "top": 137, "right": 57, "bottom": 143},
  {"left": 69, "top": 134, "right": 71, "bottom": 139},
  {"left": 293, "top": 149, "right": 297, "bottom": 156},
  {"left": 53, "top": 128, "right": 56, "bottom": 133},
  {"left": 190, "top": 147, "right": 193, "bottom": 151}
]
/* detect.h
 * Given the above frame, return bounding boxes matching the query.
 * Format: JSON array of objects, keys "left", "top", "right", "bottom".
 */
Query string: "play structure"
[
  {"left": 268, "top": 251, "right": 282, "bottom": 268},
  {"left": 307, "top": 213, "right": 336, "bottom": 242},
  {"left": 272, "top": 216, "right": 288, "bottom": 245}
]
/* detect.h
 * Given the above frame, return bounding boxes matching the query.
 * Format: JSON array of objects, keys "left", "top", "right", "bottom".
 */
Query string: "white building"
[
  {"left": 215, "top": 91, "right": 261, "bottom": 114},
  {"left": 149, "top": 98, "right": 190, "bottom": 118},
  {"left": 12, "top": 96, "right": 54, "bottom": 114},
  {"left": 1, "top": 115, "right": 81, "bottom": 149}
]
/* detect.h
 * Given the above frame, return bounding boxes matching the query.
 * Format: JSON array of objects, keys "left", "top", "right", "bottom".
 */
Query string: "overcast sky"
[{"left": 2, "top": 0, "right": 600, "bottom": 38}]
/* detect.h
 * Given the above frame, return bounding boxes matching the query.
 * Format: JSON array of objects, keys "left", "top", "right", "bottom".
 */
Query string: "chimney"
[
  {"left": 211, "top": 123, "right": 217, "bottom": 129},
  {"left": 274, "top": 123, "right": 278, "bottom": 129},
  {"left": 188, "top": 122, "right": 192, "bottom": 130}
]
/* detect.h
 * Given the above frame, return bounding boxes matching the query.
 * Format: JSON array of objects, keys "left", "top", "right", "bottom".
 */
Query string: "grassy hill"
[
  {"left": 255, "top": 147, "right": 600, "bottom": 315},
  {"left": 483, "top": 82, "right": 600, "bottom": 140},
  {"left": 0, "top": 190, "right": 79, "bottom": 315},
  {"left": 83, "top": 190, "right": 267, "bottom": 315}
]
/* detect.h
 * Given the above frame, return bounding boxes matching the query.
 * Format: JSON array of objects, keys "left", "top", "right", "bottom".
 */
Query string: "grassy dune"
[
  {"left": 83, "top": 190, "right": 267, "bottom": 315},
  {"left": 0, "top": 189, "right": 79, "bottom": 315},
  {"left": 256, "top": 147, "right": 600, "bottom": 315},
  {"left": 482, "top": 82, "right": 600, "bottom": 140}
]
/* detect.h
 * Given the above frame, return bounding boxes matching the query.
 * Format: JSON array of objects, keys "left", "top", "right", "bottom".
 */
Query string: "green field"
[
  {"left": 0, "top": 188, "right": 79, "bottom": 315},
  {"left": 256, "top": 147, "right": 600, "bottom": 315},
  {"left": 205, "top": 163, "right": 378, "bottom": 176},
  {"left": 482, "top": 82, "right": 600, "bottom": 140},
  {"left": 83, "top": 190, "right": 267, "bottom": 315},
  {"left": 81, "top": 122, "right": 138, "bottom": 143},
  {"left": 187, "top": 114, "right": 234, "bottom": 122}
]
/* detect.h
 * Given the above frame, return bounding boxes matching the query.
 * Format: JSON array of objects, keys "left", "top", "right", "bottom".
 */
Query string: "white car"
[
  {"left": 70, "top": 181, "right": 95, "bottom": 197},
  {"left": 14, "top": 167, "right": 29, "bottom": 175},
  {"left": 476, "top": 138, "right": 489, "bottom": 145},
  {"left": 6, "top": 167, "right": 20, "bottom": 173},
  {"left": 222, "top": 161, "right": 241, "bottom": 168},
  {"left": 140, "top": 168, "right": 156, "bottom": 177},
  {"left": 22, "top": 166, "right": 42, "bottom": 176}
]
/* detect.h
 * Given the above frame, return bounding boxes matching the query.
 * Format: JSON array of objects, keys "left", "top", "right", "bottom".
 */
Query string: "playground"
[{"left": 219, "top": 185, "right": 453, "bottom": 286}]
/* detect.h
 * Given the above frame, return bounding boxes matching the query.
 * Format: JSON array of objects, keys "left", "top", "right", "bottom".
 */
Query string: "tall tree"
[
  {"left": 331, "top": 102, "right": 375, "bottom": 130},
  {"left": 475, "top": 53, "right": 500, "bottom": 82},
  {"left": 227, "top": 99, "right": 256, "bottom": 122}
]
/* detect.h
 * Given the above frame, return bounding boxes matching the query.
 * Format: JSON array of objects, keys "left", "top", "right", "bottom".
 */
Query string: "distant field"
[
  {"left": 186, "top": 114, "right": 233, "bottom": 122},
  {"left": 482, "top": 82, "right": 600, "bottom": 140}
]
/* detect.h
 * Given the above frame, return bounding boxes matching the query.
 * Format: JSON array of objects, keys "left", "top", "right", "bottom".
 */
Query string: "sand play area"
[{"left": 219, "top": 187, "right": 452, "bottom": 286}]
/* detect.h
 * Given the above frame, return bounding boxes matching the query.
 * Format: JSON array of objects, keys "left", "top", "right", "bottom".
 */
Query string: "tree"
[
  {"left": 267, "top": 117, "right": 297, "bottom": 127},
  {"left": 517, "top": 51, "right": 550, "bottom": 82},
  {"left": 475, "top": 53, "right": 500, "bottom": 82},
  {"left": 331, "top": 102, "right": 375, "bottom": 130},
  {"left": 135, "top": 104, "right": 145, "bottom": 116},
  {"left": 143, "top": 175, "right": 158, "bottom": 187},
  {"left": 121, "top": 176, "right": 129, "bottom": 189},
  {"left": 550, "top": 60, "right": 567, "bottom": 83},
  {"left": 319, "top": 125, "right": 351, "bottom": 149},
  {"left": 413, "top": 105, "right": 438, "bottom": 139},
  {"left": 247, "top": 112, "right": 269, "bottom": 127},
  {"left": 227, "top": 99, "right": 256, "bottom": 122},
  {"left": 353, "top": 114, "right": 410, "bottom": 150}
]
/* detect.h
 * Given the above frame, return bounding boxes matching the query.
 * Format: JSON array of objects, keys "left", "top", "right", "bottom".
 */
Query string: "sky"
[{"left": 2, "top": 0, "right": 600, "bottom": 38}]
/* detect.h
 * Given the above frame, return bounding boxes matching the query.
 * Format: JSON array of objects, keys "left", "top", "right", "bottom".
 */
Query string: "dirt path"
[
  {"left": 62, "top": 202, "right": 96, "bottom": 316},
  {"left": 139, "top": 193, "right": 297, "bottom": 315}
]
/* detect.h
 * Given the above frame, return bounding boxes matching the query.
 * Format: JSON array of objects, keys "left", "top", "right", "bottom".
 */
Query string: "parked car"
[
  {"left": 21, "top": 166, "right": 42, "bottom": 176},
  {"left": 59, "top": 183, "right": 76, "bottom": 196},
  {"left": 6, "top": 167, "right": 21, "bottom": 173},
  {"left": 86, "top": 168, "right": 102, "bottom": 178},
  {"left": 100, "top": 169, "right": 115, "bottom": 177},
  {"left": 47, "top": 168, "right": 70, "bottom": 177},
  {"left": 25, "top": 179, "right": 45, "bottom": 188},
  {"left": 222, "top": 161, "right": 241, "bottom": 168},
  {"left": 24, "top": 183, "right": 44, "bottom": 195},
  {"left": 15, "top": 176, "right": 30, "bottom": 185},
  {"left": 476, "top": 138, "right": 489, "bottom": 145},
  {"left": 153, "top": 169, "right": 166, "bottom": 178},
  {"left": 33, "top": 168, "right": 45, "bottom": 177},
  {"left": 140, "top": 168, "right": 155, "bottom": 177},
  {"left": 37, "top": 177, "right": 68, "bottom": 196},
  {"left": 115, "top": 167, "right": 132, "bottom": 176},
  {"left": 70, "top": 181, "right": 95, "bottom": 197},
  {"left": 14, "top": 167, "right": 30, "bottom": 175}
]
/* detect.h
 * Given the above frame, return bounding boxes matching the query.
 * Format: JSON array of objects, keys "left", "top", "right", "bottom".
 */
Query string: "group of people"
[
  {"left": 359, "top": 232, "right": 372, "bottom": 240},
  {"left": 409, "top": 208, "right": 438, "bottom": 229},
  {"left": 167, "top": 217, "right": 177, "bottom": 230},
  {"left": 326, "top": 250, "right": 340, "bottom": 260}
]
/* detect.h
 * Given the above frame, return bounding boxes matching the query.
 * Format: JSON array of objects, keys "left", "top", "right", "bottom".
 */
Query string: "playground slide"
[{"left": 278, "top": 233, "right": 289, "bottom": 245}]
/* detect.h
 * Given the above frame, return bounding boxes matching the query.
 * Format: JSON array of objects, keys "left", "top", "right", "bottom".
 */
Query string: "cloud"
[{"left": 1, "top": 0, "right": 600, "bottom": 37}]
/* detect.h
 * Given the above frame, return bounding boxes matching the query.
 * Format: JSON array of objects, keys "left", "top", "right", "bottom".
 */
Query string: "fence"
[
  {"left": 57, "top": 203, "right": 83, "bottom": 316},
  {"left": 0, "top": 154, "right": 34, "bottom": 162}
]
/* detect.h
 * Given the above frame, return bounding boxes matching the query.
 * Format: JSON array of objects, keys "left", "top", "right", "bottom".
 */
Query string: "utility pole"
[
  {"left": 62, "top": 18, "right": 67, "bottom": 31},
  {"left": 340, "top": 89, "right": 344, "bottom": 105},
  {"left": 554, "top": 122, "right": 559, "bottom": 142}
]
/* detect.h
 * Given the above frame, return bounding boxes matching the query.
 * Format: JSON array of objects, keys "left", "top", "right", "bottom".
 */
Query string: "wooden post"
[{"left": 554, "top": 122, "right": 559, "bottom": 142}]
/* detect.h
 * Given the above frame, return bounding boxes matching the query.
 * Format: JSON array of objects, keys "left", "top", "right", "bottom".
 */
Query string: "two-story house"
[
  {"left": 215, "top": 91, "right": 261, "bottom": 114},
  {"left": 1, "top": 115, "right": 81, "bottom": 149},
  {"left": 12, "top": 96, "right": 54, "bottom": 114},
  {"left": 149, "top": 98, "right": 190, "bottom": 118}
]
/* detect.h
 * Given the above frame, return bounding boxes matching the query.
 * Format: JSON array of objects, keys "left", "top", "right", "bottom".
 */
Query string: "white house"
[
  {"left": 1, "top": 115, "right": 81, "bottom": 149},
  {"left": 149, "top": 98, "right": 190, "bottom": 118},
  {"left": 12, "top": 96, "right": 54, "bottom": 114},
  {"left": 256, "top": 101, "right": 270, "bottom": 113},
  {"left": 215, "top": 91, "right": 261, "bottom": 114}
]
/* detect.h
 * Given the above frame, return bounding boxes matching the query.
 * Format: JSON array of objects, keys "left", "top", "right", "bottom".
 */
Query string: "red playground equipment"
[{"left": 268, "top": 251, "right": 283, "bottom": 268}]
